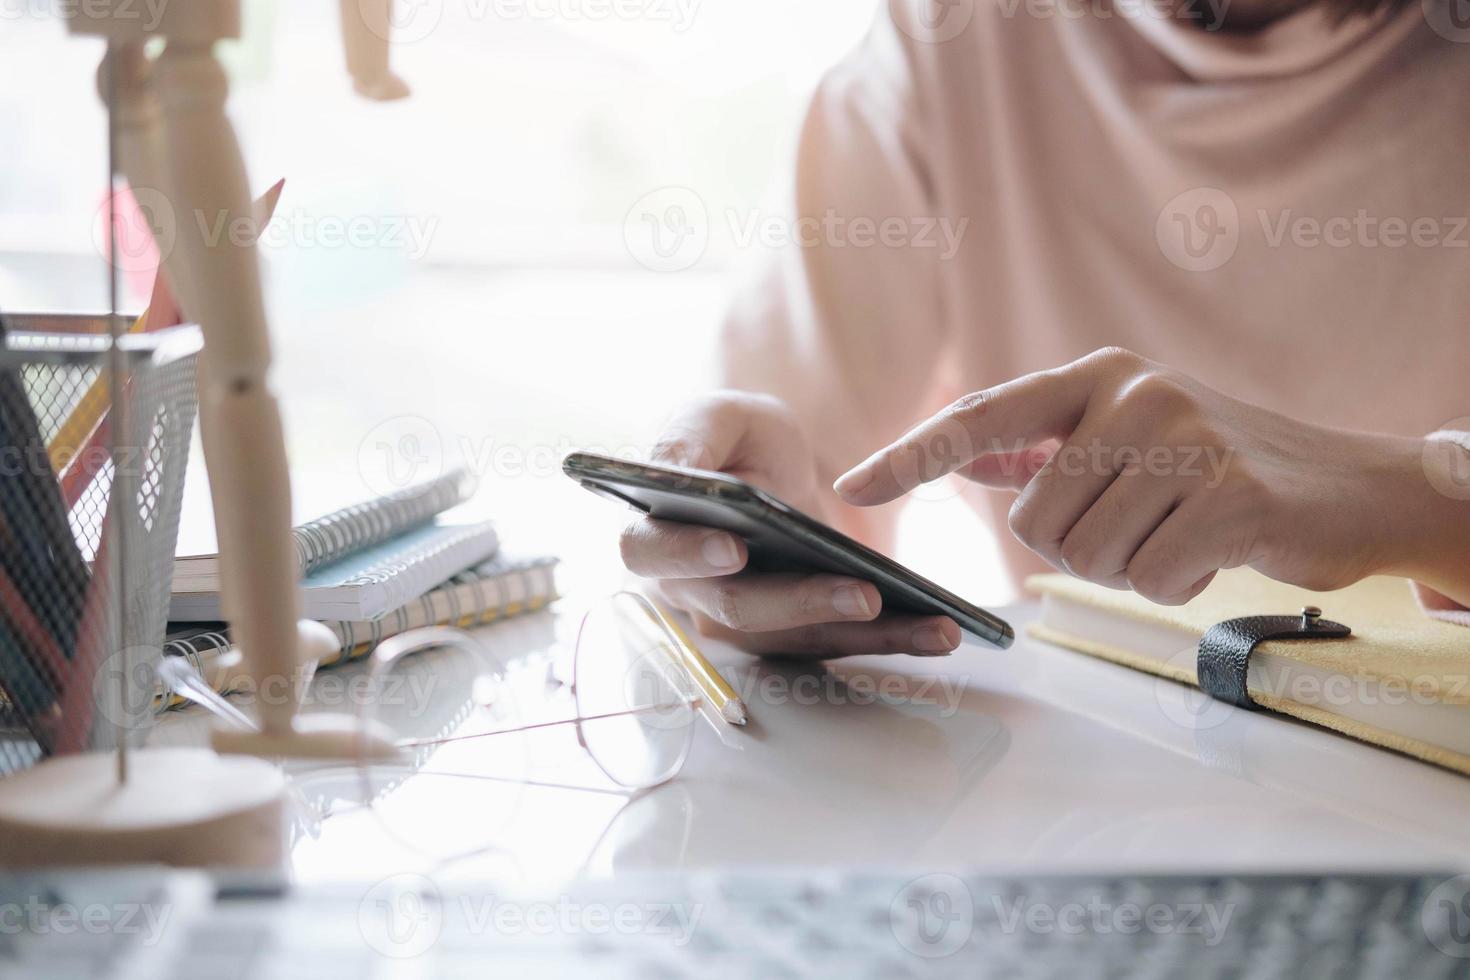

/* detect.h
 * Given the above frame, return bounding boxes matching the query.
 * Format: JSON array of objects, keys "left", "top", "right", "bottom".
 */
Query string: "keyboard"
[{"left": 3, "top": 868, "right": 1468, "bottom": 979}]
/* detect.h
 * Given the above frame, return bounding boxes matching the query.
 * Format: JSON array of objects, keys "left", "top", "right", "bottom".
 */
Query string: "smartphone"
[{"left": 563, "top": 451, "right": 1014, "bottom": 649}]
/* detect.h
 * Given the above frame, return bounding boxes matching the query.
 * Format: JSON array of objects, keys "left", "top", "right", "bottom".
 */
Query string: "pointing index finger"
[{"left": 833, "top": 362, "right": 1098, "bottom": 506}]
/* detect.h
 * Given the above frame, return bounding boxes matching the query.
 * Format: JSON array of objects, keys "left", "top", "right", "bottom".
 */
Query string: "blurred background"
[{"left": 0, "top": 0, "right": 1010, "bottom": 604}]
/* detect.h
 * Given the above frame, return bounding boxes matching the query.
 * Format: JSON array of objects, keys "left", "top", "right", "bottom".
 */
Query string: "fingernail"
[
  {"left": 833, "top": 464, "right": 874, "bottom": 498},
  {"left": 701, "top": 533, "right": 741, "bottom": 570},
  {"left": 832, "top": 585, "right": 872, "bottom": 618},
  {"left": 912, "top": 625, "right": 958, "bottom": 654}
]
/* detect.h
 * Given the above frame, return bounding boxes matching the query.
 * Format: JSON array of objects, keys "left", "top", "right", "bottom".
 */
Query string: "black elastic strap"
[{"left": 1197, "top": 609, "right": 1351, "bottom": 709}]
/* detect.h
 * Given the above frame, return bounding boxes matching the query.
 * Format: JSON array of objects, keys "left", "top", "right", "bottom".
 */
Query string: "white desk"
[{"left": 150, "top": 597, "right": 1470, "bottom": 886}]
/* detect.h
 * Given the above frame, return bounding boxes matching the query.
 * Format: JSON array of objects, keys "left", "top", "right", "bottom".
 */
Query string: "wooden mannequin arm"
[{"left": 339, "top": 0, "right": 411, "bottom": 100}]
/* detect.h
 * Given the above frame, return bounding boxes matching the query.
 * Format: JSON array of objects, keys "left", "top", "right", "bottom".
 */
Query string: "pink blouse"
[{"left": 720, "top": 0, "right": 1470, "bottom": 618}]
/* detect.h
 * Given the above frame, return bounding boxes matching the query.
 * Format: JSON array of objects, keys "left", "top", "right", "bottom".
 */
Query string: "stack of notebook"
[{"left": 162, "top": 469, "right": 558, "bottom": 707}]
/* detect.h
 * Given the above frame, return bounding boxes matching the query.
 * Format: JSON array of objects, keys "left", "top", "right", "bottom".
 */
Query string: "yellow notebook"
[{"left": 1028, "top": 569, "right": 1470, "bottom": 776}]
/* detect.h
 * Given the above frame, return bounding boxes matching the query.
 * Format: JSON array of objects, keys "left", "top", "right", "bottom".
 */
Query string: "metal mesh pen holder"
[{"left": 0, "top": 314, "right": 201, "bottom": 769}]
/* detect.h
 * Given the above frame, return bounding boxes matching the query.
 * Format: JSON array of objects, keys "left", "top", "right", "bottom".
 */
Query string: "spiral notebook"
[
  {"left": 172, "top": 467, "right": 477, "bottom": 592},
  {"left": 170, "top": 467, "right": 498, "bottom": 621},
  {"left": 160, "top": 554, "right": 560, "bottom": 711},
  {"left": 171, "top": 518, "right": 501, "bottom": 622}
]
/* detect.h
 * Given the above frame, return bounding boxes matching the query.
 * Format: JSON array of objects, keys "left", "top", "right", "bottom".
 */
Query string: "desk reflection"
[
  {"left": 282, "top": 609, "right": 1013, "bottom": 883},
  {"left": 148, "top": 601, "right": 1470, "bottom": 883}
]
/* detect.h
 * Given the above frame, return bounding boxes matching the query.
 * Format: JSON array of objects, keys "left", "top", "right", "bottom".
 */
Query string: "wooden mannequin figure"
[
  {"left": 68, "top": 2, "right": 400, "bottom": 761},
  {"left": 0, "top": 0, "right": 410, "bottom": 872}
]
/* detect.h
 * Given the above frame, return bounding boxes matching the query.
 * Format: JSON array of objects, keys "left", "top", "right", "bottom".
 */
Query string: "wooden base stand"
[{"left": 0, "top": 748, "right": 287, "bottom": 869}]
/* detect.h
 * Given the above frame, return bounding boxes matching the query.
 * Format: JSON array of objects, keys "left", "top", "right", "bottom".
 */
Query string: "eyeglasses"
[{"left": 350, "top": 592, "right": 701, "bottom": 866}]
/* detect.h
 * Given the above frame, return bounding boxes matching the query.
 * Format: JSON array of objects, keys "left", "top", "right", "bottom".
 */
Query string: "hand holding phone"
[{"left": 573, "top": 393, "right": 1011, "bottom": 658}]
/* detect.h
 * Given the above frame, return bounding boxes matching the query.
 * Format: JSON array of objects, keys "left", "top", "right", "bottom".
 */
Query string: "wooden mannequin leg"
[{"left": 152, "top": 41, "right": 302, "bottom": 737}]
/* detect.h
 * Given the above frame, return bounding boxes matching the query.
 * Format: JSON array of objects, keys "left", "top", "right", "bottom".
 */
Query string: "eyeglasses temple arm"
[{"left": 397, "top": 698, "right": 702, "bottom": 750}]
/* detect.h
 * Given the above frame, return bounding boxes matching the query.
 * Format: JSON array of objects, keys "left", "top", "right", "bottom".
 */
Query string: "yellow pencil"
[
  {"left": 649, "top": 600, "right": 748, "bottom": 727},
  {"left": 45, "top": 310, "right": 148, "bottom": 473}
]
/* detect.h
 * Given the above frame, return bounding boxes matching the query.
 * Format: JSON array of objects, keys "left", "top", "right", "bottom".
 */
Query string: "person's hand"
[
  {"left": 619, "top": 391, "right": 962, "bottom": 657},
  {"left": 834, "top": 347, "right": 1466, "bottom": 605}
]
